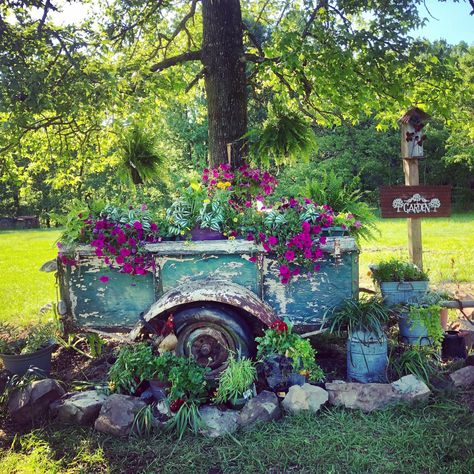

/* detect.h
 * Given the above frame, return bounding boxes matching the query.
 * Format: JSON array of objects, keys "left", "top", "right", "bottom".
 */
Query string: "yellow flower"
[
  {"left": 228, "top": 236, "right": 236, "bottom": 240},
  {"left": 233, "top": 217, "right": 238, "bottom": 223},
  {"left": 190, "top": 182, "right": 201, "bottom": 191},
  {"left": 216, "top": 182, "right": 225, "bottom": 189},
  {"left": 203, "top": 198, "right": 210, "bottom": 204},
  {"left": 180, "top": 230, "right": 185, "bottom": 235},
  {"left": 224, "top": 181, "right": 231, "bottom": 188}
]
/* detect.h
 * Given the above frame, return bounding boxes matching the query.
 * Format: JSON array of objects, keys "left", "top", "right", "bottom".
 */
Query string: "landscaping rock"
[
  {"left": 94, "top": 394, "right": 146, "bottom": 437},
  {"left": 238, "top": 390, "right": 281, "bottom": 429},
  {"left": 391, "top": 375, "right": 431, "bottom": 402},
  {"left": 449, "top": 366, "right": 474, "bottom": 388},
  {"left": 50, "top": 390, "right": 108, "bottom": 425},
  {"left": 326, "top": 382, "right": 399, "bottom": 412},
  {"left": 282, "top": 384, "right": 328, "bottom": 414},
  {"left": 199, "top": 405, "right": 239, "bottom": 438},
  {"left": 7, "top": 378, "right": 65, "bottom": 424}
]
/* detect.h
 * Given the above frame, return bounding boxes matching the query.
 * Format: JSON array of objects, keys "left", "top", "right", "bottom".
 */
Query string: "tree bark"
[{"left": 202, "top": 0, "right": 247, "bottom": 168}]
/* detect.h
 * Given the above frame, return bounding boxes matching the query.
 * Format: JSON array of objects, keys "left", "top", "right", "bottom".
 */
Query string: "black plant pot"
[
  {"left": 441, "top": 331, "right": 467, "bottom": 359},
  {"left": 0, "top": 342, "right": 56, "bottom": 376}
]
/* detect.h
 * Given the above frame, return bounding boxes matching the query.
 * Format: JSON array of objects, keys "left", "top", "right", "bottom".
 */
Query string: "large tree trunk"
[{"left": 202, "top": 0, "right": 247, "bottom": 168}]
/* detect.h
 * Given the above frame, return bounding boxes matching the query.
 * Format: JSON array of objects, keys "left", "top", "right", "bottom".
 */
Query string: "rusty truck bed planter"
[{"left": 58, "top": 237, "right": 358, "bottom": 371}]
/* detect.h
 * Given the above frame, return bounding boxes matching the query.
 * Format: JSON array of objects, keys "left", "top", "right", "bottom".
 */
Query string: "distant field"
[{"left": 0, "top": 213, "right": 473, "bottom": 324}]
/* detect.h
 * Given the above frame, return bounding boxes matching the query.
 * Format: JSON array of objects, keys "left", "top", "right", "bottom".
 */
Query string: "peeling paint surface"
[{"left": 61, "top": 238, "right": 358, "bottom": 332}]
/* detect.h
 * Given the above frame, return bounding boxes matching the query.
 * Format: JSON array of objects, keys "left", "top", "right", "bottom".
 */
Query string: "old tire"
[{"left": 174, "top": 304, "right": 255, "bottom": 377}]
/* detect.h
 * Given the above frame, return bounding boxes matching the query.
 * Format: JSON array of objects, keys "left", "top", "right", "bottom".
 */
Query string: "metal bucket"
[
  {"left": 398, "top": 313, "right": 430, "bottom": 346},
  {"left": 380, "top": 281, "right": 429, "bottom": 307},
  {"left": 347, "top": 330, "right": 388, "bottom": 383}
]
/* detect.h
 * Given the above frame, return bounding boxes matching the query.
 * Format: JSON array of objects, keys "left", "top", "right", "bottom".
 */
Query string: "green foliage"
[
  {"left": 118, "top": 125, "right": 167, "bottom": 186},
  {"left": 256, "top": 321, "right": 324, "bottom": 381},
  {"left": 0, "top": 320, "right": 58, "bottom": 355},
  {"left": 166, "top": 401, "right": 203, "bottom": 440},
  {"left": 407, "top": 304, "right": 444, "bottom": 350},
  {"left": 0, "top": 368, "right": 46, "bottom": 407},
  {"left": 390, "top": 346, "right": 440, "bottom": 385},
  {"left": 85, "top": 333, "right": 106, "bottom": 359},
  {"left": 329, "top": 296, "right": 390, "bottom": 339},
  {"left": 301, "top": 171, "right": 379, "bottom": 241},
  {"left": 108, "top": 344, "right": 209, "bottom": 403},
  {"left": 214, "top": 356, "right": 256, "bottom": 404},
  {"left": 247, "top": 111, "right": 317, "bottom": 165},
  {"left": 370, "top": 258, "right": 429, "bottom": 284},
  {"left": 132, "top": 404, "right": 155, "bottom": 438}
]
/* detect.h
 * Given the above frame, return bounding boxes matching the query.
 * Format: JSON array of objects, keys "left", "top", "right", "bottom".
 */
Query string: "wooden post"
[
  {"left": 403, "top": 158, "right": 423, "bottom": 269},
  {"left": 399, "top": 107, "right": 429, "bottom": 271}
]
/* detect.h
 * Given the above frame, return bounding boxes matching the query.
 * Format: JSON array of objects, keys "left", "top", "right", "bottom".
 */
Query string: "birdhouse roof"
[{"left": 398, "top": 107, "right": 430, "bottom": 125}]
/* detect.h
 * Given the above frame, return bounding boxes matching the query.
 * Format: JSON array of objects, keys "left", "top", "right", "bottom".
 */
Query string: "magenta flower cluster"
[
  {"left": 202, "top": 163, "right": 278, "bottom": 209},
  {"left": 59, "top": 210, "right": 161, "bottom": 281},
  {"left": 251, "top": 198, "right": 347, "bottom": 284}
]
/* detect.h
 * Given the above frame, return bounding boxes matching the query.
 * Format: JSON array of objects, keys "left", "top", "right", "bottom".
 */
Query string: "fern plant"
[
  {"left": 247, "top": 110, "right": 317, "bottom": 165},
  {"left": 118, "top": 125, "right": 166, "bottom": 186}
]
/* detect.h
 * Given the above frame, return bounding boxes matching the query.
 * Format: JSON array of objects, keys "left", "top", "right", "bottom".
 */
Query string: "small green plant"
[
  {"left": 0, "top": 368, "right": 46, "bottom": 407},
  {"left": 0, "top": 321, "right": 58, "bottom": 355},
  {"left": 329, "top": 296, "right": 390, "bottom": 339},
  {"left": 132, "top": 404, "right": 155, "bottom": 437},
  {"left": 166, "top": 401, "right": 202, "bottom": 440},
  {"left": 85, "top": 333, "right": 106, "bottom": 358},
  {"left": 370, "top": 258, "right": 428, "bottom": 284},
  {"left": 407, "top": 304, "right": 444, "bottom": 350},
  {"left": 390, "top": 346, "right": 440, "bottom": 385},
  {"left": 256, "top": 320, "right": 324, "bottom": 381},
  {"left": 214, "top": 355, "right": 256, "bottom": 404}
]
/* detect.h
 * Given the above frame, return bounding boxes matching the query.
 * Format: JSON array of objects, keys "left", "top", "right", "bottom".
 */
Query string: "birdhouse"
[{"left": 398, "top": 107, "right": 430, "bottom": 160}]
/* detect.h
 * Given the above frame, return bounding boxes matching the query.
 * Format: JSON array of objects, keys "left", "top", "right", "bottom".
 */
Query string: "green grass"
[
  {"left": 0, "top": 214, "right": 473, "bottom": 324},
  {"left": 0, "top": 229, "right": 61, "bottom": 325},
  {"left": 1, "top": 393, "right": 473, "bottom": 473}
]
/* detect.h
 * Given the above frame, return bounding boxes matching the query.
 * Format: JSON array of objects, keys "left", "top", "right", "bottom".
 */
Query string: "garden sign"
[{"left": 379, "top": 107, "right": 452, "bottom": 270}]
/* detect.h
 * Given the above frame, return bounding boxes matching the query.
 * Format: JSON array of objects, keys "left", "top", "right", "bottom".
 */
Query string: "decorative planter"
[
  {"left": 190, "top": 227, "right": 224, "bottom": 241},
  {"left": 398, "top": 313, "right": 430, "bottom": 346},
  {"left": 347, "top": 330, "right": 388, "bottom": 383},
  {"left": 0, "top": 342, "right": 55, "bottom": 376},
  {"left": 441, "top": 330, "right": 467, "bottom": 359},
  {"left": 380, "top": 280, "right": 429, "bottom": 307}
]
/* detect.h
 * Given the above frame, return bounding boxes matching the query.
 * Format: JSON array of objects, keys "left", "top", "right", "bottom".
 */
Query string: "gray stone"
[
  {"left": 391, "top": 375, "right": 431, "bottom": 401},
  {"left": 237, "top": 390, "right": 281, "bottom": 429},
  {"left": 7, "top": 378, "right": 65, "bottom": 424},
  {"left": 94, "top": 394, "right": 146, "bottom": 437},
  {"left": 326, "top": 382, "right": 399, "bottom": 412},
  {"left": 282, "top": 384, "right": 328, "bottom": 414},
  {"left": 326, "top": 376, "right": 432, "bottom": 412},
  {"left": 449, "top": 366, "right": 474, "bottom": 388},
  {"left": 50, "top": 390, "right": 107, "bottom": 425},
  {"left": 199, "top": 405, "right": 239, "bottom": 438}
]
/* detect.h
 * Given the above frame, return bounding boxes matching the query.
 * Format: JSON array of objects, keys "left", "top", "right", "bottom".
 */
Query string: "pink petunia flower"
[{"left": 99, "top": 275, "right": 109, "bottom": 283}]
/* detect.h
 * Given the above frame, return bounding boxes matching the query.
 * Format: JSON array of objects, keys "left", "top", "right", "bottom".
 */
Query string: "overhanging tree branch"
[{"left": 150, "top": 50, "right": 202, "bottom": 72}]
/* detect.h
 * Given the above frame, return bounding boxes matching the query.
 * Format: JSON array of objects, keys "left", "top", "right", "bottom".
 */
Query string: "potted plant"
[
  {"left": 399, "top": 303, "right": 444, "bottom": 349},
  {"left": 369, "top": 258, "right": 429, "bottom": 307},
  {"left": 213, "top": 355, "right": 257, "bottom": 408},
  {"left": 0, "top": 321, "right": 58, "bottom": 376},
  {"left": 256, "top": 320, "right": 324, "bottom": 394},
  {"left": 329, "top": 296, "right": 390, "bottom": 383}
]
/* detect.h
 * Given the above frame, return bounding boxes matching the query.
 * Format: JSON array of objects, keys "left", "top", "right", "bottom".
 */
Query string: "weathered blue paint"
[
  {"left": 63, "top": 259, "right": 156, "bottom": 329},
  {"left": 347, "top": 330, "right": 388, "bottom": 383},
  {"left": 380, "top": 281, "right": 429, "bottom": 307},
  {"left": 398, "top": 312, "right": 431, "bottom": 346},
  {"left": 59, "top": 237, "right": 359, "bottom": 332},
  {"left": 158, "top": 254, "right": 259, "bottom": 296}
]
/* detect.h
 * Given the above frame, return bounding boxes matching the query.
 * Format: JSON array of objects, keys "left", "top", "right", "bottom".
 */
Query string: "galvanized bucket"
[
  {"left": 398, "top": 313, "right": 430, "bottom": 346},
  {"left": 380, "top": 281, "right": 429, "bottom": 307},
  {"left": 347, "top": 330, "right": 388, "bottom": 383}
]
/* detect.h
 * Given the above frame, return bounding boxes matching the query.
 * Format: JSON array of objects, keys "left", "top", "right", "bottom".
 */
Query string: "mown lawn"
[
  {"left": 1, "top": 393, "right": 474, "bottom": 473},
  {"left": 0, "top": 213, "right": 473, "bottom": 324}
]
